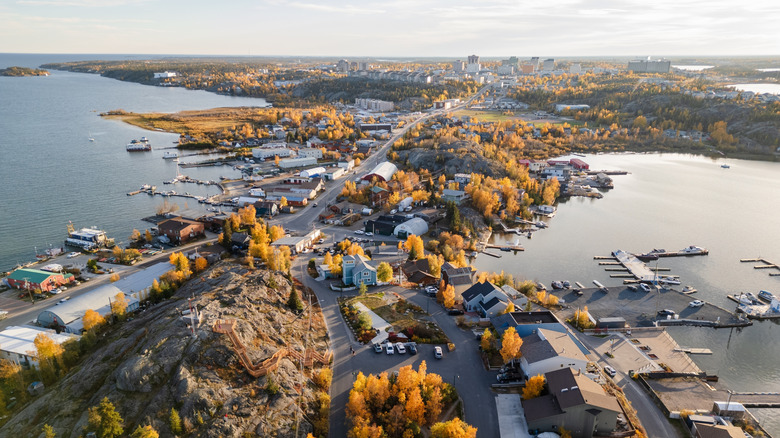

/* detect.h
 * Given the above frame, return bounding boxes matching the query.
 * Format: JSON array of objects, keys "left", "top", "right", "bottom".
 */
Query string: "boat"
[
  {"left": 126, "top": 137, "right": 152, "bottom": 151},
  {"left": 681, "top": 245, "right": 708, "bottom": 255},
  {"left": 721, "top": 164, "right": 730, "bottom": 169},
  {"left": 635, "top": 252, "right": 659, "bottom": 261},
  {"left": 163, "top": 151, "right": 179, "bottom": 159},
  {"left": 738, "top": 292, "right": 761, "bottom": 305},
  {"left": 551, "top": 281, "right": 564, "bottom": 290},
  {"left": 657, "top": 276, "right": 681, "bottom": 286},
  {"left": 682, "top": 286, "right": 697, "bottom": 294},
  {"left": 65, "top": 222, "right": 113, "bottom": 251},
  {"left": 758, "top": 290, "right": 777, "bottom": 302}
]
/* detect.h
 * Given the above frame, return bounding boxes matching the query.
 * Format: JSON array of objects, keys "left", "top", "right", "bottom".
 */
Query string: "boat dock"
[
  {"left": 485, "top": 243, "right": 524, "bottom": 252},
  {"left": 481, "top": 250, "right": 503, "bottom": 258},
  {"left": 741, "top": 258, "right": 780, "bottom": 276},
  {"left": 612, "top": 250, "right": 657, "bottom": 282},
  {"left": 586, "top": 170, "right": 629, "bottom": 175},
  {"left": 675, "top": 347, "right": 713, "bottom": 355},
  {"left": 726, "top": 295, "right": 780, "bottom": 320}
]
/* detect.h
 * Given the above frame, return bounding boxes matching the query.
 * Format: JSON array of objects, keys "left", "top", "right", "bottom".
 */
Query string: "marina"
[{"left": 741, "top": 258, "right": 780, "bottom": 276}]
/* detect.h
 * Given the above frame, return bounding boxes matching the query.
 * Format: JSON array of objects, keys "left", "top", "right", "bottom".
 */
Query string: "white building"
[
  {"left": 253, "top": 148, "right": 296, "bottom": 160},
  {"left": 300, "top": 167, "right": 327, "bottom": 178},
  {"left": 324, "top": 167, "right": 346, "bottom": 180},
  {"left": 0, "top": 326, "right": 79, "bottom": 367},
  {"left": 355, "top": 98, "right": 395, "bottom": 112},
  {"left": 279, "top": 157, "right": 318, "bottom": 169},
  {"left": 338, "top": 160, "right": 355, "bottom": 171},
  {"left": 298, "top": 148, "right": 323, "bottom": 159},
  {"left": 519, "top": 328, "right": 590, "bottom": 379},
  {"left": 394, "top": 218, "right": 429, "bottom": 238},
  {"left": 153, "top": 71, "right": 177, "bottom": 79},
  {"left": 628, "top": 59, "right": 671, "bottom": 73}
]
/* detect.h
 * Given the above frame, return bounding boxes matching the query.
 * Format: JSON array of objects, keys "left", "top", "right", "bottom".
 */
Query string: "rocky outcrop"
[{"left": 0, "top": 262, "right": 330, "bottom": 438}]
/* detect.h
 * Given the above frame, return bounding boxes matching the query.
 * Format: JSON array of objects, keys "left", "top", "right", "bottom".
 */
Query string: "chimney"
[{"left": 578, "top": 368, "right": 581, "bottom": 376}]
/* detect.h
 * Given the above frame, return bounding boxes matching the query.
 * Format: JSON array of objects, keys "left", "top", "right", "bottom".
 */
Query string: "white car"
[
  {"left": 386, "top": 344, "right": 394, "bottom": 355},
  {"left": 50, "top": 288, "right": 61, "bottom": 295},
  {"left": 604, "top": 365, "right": 617, "bottom": 377},
  {"left": 354, "top": 229, "right": 364, "bottom": 235},
  {"left": 639, "top": 283, "right": 651, "bottom": 292},
  {"left": 67, "top": 252, "right": 80, "bottom": 258},
  {"left": 434, "top": 346, "right": 443, "bottom": 359},
  {"left": 689, "top": 300, "right": 704, "bottom": 308},
  {"left": 395, "top": 342, "right": 406, "bottom": 354},
  {"left": 365, "top": 232, "right": 373, "bottom": 236}
]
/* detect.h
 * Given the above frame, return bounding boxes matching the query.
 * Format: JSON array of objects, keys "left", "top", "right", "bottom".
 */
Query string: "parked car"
[
  {"left": 67, "top": 252, "right": 80, "bottom": 258},
  {"left": 365, "top": 232, "right": 373, "bottom": 236},
  {"left": 386, "top": 344, "right": 394, "bottom": 355},
  {"left": 497, "top": 372, "right": 523, "bottom": 383},
  {"left": 447, "top": 308, "right": 464, "bottom": 315},
  {"left": 374, "top": 343, "right": 383, "bottom": 353},
  {"left": 639, "top": 283, "right": 651, "bottom": 292},
  {"left": 408, "top": 343, "right": 417, "bottom": 355},
  {"left": 627, "top": 285, "right": 638, "bottom": 292},
  {"left": 49, "top": 288, "right": 61, "bottom": 295},
  {"left": 604, "top": 365, "right": 617, "bottom": 377},
  {"left": 434, "top": 346, "right": 443, "bottom": 359},
  {"left": 395, "top": 342, "right": 406, "bottom": 354},
  {"left": 657, "top": 309, "right": 676, "bottom": 316},
  {"left": 689, "top": 300, "right": 704, "bottom": 308},
  {"left": 354, "top": 229, "right": 364, "bottom": 235}
]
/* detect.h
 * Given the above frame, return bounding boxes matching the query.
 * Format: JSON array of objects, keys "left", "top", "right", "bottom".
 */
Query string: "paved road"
[{"left": 296, "top": 254, "right": 499, "bottom": 437}]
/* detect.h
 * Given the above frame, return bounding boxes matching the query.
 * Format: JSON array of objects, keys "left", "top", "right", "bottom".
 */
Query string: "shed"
[
  {"left": 300, "top": 167, "right": 326, "bottom": 178},
  {"left": 394, "top": 217, "right": 429, "bottom": 238}
]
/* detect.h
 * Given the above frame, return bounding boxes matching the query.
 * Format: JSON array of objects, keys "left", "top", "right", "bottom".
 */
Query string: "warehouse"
[
  {"left": 279, "top": 157, "right": 317, "bottom": 169},
  {"left": 0, "top": 326, "right": 79, "bottom": 367},
  {"left": 393, "top": 217, "right": 429, "bottom": 238},
  {"left": 362, "top": 161, "right": 398, "bottom": 182},
  {"left": 36, "top": 284, "right": 139, "bottom": 333},
  {"left": 5, "top": 268, "right": 74, "bottom": 292}
]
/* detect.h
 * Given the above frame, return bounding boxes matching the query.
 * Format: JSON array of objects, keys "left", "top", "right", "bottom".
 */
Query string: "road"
[
  {"left": 0, "top": 235, "right": 217, "bottom": 332},
  {"left": 295, "top": 254, "right": 499, "bottom": 437},
  {"left": 278, "top": 85, "right": 492, "bottom": 234}
]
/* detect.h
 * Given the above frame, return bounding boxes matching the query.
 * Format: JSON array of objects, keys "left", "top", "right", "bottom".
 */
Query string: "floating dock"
[
  {"left": 481, "top": 250, "right": 502, "bottom": 258},
  {"left": 675, "top": 347, "right": 713, "bottom": 355},
  {"left": 741, "top": 258, "right": 780, "bottom": 276},
  {"left": 485, "top": 243, "right": 524, "bottom": 252}
]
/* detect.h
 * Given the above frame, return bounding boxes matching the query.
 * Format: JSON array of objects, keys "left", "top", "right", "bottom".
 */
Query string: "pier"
[
  {"left": 485, "top": 243, "right": 524, "bottom": 252},
  {"left": 741, "top": 258, "right": 780, "bottom": 276},
  {"left": 481, "top": 250, "right": 502, "bottom": 258}
]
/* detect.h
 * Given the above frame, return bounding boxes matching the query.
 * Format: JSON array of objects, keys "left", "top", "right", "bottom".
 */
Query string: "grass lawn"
[{"left": 346, "top": 293, "right": 449, "bottom": 343}]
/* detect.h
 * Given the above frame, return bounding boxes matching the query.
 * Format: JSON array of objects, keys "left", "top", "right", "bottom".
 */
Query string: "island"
[{"left": 0, "top": 66, "right": 49, "bottom": 77}]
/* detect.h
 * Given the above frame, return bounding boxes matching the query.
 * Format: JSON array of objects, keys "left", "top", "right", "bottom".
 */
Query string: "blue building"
[{"left": 342, "top": 254, "right": 377, "bottom": 286}]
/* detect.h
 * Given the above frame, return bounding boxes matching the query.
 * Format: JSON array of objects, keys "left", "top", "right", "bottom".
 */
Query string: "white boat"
[
  {"left": 681, "top": 245, "right": 707, "bottom": 254},
  {"left": 658, "top": 276, "right": 681, "bottom": 285},
  {"left": 127, "top": 137, "right": 152, "bottom": 151},
  {"left": 739, "top": 292, "right": 761, "bottom": 305},
  {"left": 163, "top": 151, "right": 179, "bottom": 159},
  {"left": 682, "top": 286, "right": 697, "bottom": 294},
  {"left": 65, "top": 222, "right": 112, "bottom": 251}
]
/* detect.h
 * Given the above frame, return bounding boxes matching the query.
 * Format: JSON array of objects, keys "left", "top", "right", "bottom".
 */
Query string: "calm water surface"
[
  {"left": 0, "top": 54, "right": 268, "bottom": 271},
  {"left": 473, "top": 153, "right": 780, "bottom": 434}
]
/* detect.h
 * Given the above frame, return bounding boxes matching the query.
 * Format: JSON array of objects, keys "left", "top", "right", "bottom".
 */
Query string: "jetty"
[
  {"left": 485, "top": 243, "right": 524, "bottom": 252},
  {"left": 481, "top": 250, "right": 503, "bottom": 258},
  {"left": 741, "top": 258, "right": 780, "bottom": 276},
  {"left": 586, "top": 170, "right": 629, "bottom": 175}
]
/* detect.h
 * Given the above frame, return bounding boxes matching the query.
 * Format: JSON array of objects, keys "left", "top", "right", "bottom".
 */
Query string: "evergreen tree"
[
  {"left": 86, "top": 397, "right": 124, "bottom": 438},
  {"left": 287, "top": 288, "right": 304, "bottom": 313},
  {"left": 169, "top": 408, "right": 182, "bottom": 436}
]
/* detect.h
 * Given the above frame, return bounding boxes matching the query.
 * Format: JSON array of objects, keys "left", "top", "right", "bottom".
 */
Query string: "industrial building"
[
  {"left": 278, "top": 157, "right": 317, "bottom": 169},
  {"left": 362, "top": 161, "right": 398, "bottom": 182},
  {"left": 253, "top": 148, "right": 296, "bottom": 160},
  {"left": 5, "top": 268, "right": 74, "bottom": 292},
  {"left": 35, "top": 262, "right": 172, "bottom": 333},
  {"left": 300, "top": 167, "right": 327, "bottom": 178},
  {"left": 0, "top": 326, "right": 79, "bottom": 367},
  {"left": 297, "top": 148, "right": 323, "bottom": 159},
  {"left": 393, "top": 217, "right": 429, "bottom": 238}
]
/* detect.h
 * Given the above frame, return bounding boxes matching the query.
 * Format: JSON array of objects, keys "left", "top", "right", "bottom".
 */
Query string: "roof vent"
[
  {"left": 561, "top": 388, "right": 568, "bottom": 392},
  {"left": 571, "top": 386, "right": 578, "bottom": 391}
]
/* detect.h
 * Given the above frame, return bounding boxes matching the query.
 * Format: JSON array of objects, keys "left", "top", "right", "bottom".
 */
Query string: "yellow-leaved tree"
[
  {"left": 500, "top": 327, "right": 523, "bottom": 364},
  {"left": 83, "top": 309, "right": 105, "bottom": 331},
  {"left": 110, "top": 293, "right": 128, "bottom": 318},
  {"left": 522, "top": 374, "right": 545, "bottom": 400}
]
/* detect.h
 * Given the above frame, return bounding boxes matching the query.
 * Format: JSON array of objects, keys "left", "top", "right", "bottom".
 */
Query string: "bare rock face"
[{"left": 0, "top": 262, "right": 329, "bottom": 438}]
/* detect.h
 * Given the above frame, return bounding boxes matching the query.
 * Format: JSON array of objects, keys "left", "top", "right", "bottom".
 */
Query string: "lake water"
[
  {"left": 672, "top": 65, "right": 714, "bottom": 71},
  {"left": 0, "top": 54, "right": 268, "bottom": 271},
  {"left": 3, "top": 54, "right": 780, "bottom": 434},
  {"left": 729, "top": 83, "right": 780, "bottom": 95},
  {"left": 472, "top": 153, "right": 780, "bottom": 434}
]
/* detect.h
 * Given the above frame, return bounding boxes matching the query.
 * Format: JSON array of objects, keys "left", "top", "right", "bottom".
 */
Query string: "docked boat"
[
  {"left": 658, "top": 276, "right": 681, "bottom": 286},
  {"left": 681, "top": 245, "right": 708, "bottom": 255},
  {"left": 739, "top": 292, "right": 761, "bottom": 305},
  {"left": 65, "top": 222, "right": 113, "bottom": 251},
  {"left": 682, "top": 286, "right": 697, "bottom": 294},
  {"left": 163, "top": 151, "right": 179, "bottom": 159},
  {"left": 126, "top": 137, "right": 152, "bottom": 151},
  {"left": 551, "top": 281, "right": 564, "bottom": 290},
  {"left": 721, "top": 164, "right": 730, "bottom": 169},
  {"left": 758, "top": 290, "right": 777, "bottom": 302}
]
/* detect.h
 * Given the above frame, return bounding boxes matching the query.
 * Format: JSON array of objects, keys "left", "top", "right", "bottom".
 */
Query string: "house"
[
  {"left": 441, "top": 189, "right": 467, "bottom": 204},
  {"left": 323, "top": 167, "right": 346, "bottom": 180},
  {"left": 490, "top": 311, "right": 575, "bottom": 338},
  {"left": 402, "top": 259, "right": 437, "bottom": 285},
  {"left": 342, "top": 254, "right": 377, "bottom": 286},
  {"left": 461, "top": 282, "right": 511, "bottom": 317},
  {"left": 519, "top": 328, "right": 590, "bottom": 379},
  {"left": 0, "top": 326, "right": 79, "bottom": 367},
  {"left": 394, "top": 218, "right": 429, "bottom": 238},
  {"left": 270, "top": 229, "right": 321, "bottom": 254},
  {"left": 316, "top": 264, "right": 335, "bottom": 279},
  {"left": 369, "top": 186, "right": 389, "bottom": 207},
  {"left": 157, "top": 217, "right": 205, "bottom": 245},
  {"left": 501, "top": 284, "right": 528, "bottom": 308},
  {"left": 254, "top": 201, "right": 279, "bottom": 217},
  {"left": 5, "top": 268, "right": 73, "bottom": 292},
  {"left": 522, "top": 367, "right": 621, "bottom": 438},
  {"left": 338, "top": 159, "right": 355, "bottom": 171},
  {"left": 230, "top": 232, "right": 251, "bottom": 250},
  {"left": 453, "top": 173, "right": 471, "bottom": 187},
  {"left": 440, "top": 262, "right": 476, "bottom": 299}
]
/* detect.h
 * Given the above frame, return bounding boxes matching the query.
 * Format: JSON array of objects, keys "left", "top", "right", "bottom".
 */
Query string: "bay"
[
  {"left": 472, "top": 152, "right": 780, "bottom": 434},
  {"left": 0, "top": 54, "right": 269, "bottom": 271},
  {"left": 729, "top": 83, "right": 780, "bottom": 95}
]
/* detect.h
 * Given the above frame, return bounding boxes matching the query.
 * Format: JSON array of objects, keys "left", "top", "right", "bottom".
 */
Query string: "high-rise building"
[
  {"left": 628, "top": 59, "right": 671, "bottom": 73},
  {"left": 358, "top": 62, "right": 370, "bottom": 71},
  {"left": 542, "top": 59, "right": 555, "bottom": 72},
  {"left": 337, "top": 59, "right": 350, "bottom": 73},
  {"left": 467, "top": 54, "right": 480, "bottom": 65},
  {"left": 452, "top": 60, "right": 465, "bottom": 72}
]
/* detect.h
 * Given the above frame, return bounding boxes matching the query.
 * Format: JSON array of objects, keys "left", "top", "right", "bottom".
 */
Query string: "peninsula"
[{"left": 0, "top": 66, "right": 49, "bottom": 77}]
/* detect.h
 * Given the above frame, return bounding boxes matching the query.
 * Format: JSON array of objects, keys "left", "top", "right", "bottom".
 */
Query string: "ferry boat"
[
  {"left": 163, "top": 151, "right": 179, "bottom": 159},
  {"left": 126, "top": 137, "right": 152, "bottom": 151},
  {"left": 65, "top": 222, "right": 114, "bottom": 251}
]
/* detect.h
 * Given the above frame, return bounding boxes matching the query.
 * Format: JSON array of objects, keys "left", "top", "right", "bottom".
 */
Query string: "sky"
[{"left": 1, "top": 0, "right": 779, "bottom": 57}]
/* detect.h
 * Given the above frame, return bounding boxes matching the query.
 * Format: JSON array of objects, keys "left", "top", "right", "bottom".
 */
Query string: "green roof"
[{"left": 8, "top": 268, "right": 63, "bottom": 284}]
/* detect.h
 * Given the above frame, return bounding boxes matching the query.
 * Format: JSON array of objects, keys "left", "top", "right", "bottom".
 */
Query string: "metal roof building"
[
  {"left": 0, "top": 326, "right": 79, "bottom": 367},
  {"left": 362, "top": 161, "right": 398, "bottom": 182},
  {"left": 393, "top": 217, "right": 429, "bottom": 238},
  {"left": 35, "top": 262, "right": 172, "bottom": 333}
]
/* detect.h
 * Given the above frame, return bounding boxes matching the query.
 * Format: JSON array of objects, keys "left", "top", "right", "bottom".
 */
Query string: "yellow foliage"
[
  {"left": 83, "top": 309, "right": 105, "bottom": 331},
  {"left": 500, "top": 327, "right": 523, "bottom": 364},
  {"left": 523, "top": 374, "right": 545, "bottom": 400}
]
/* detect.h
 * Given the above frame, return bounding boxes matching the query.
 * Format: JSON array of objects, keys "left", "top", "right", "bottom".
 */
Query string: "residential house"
[
  {"left": 254, "top": 201, "right": 279, "bottom": 217},
  {"left": 490, "top": 311, "right": 573, "bottom": 338},
  {"left": 501, "top": 284, "right": 528, "bottom": 308},
  {"left": 342, "top": 254, "right": 377, "bottom": 286},
  {"left": 157, "top": 217, "right": 205, "bottom": 245},
  {"left": 441, "top": 189, "right": 467, "bottom": 204},
  {"left": 402, "top": 259, "right": 437, "bottom": 285},
  {"left": 522, "top": 367, "right": 621, "bottom": 438},
  {"left": 230, "top": 232, "right": 251, "bottom": 250},
  {"left": 519, "top": 328, "right": 590, "bottom": 379},
  {"left": 369, "top": 186, "right": 389, "bottom": 207},
  {"left": 440, "top": 262, "right": 476, "bottom": 299},
  {"left": 693, "top": 423, "right": 745, "bottom": 438},
  {"left": 461, "top": 281, "right": 510, "bottom": 317}
]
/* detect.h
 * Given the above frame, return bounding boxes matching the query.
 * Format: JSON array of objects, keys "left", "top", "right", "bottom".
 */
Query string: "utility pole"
[{"left": 24, "top": 278, "right": 34, "bottom": 305}]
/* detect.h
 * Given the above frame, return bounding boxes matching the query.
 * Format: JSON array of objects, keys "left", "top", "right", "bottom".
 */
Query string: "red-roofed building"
[{"left": 569, "top": 158, "right": 589, "bottom": 170}]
